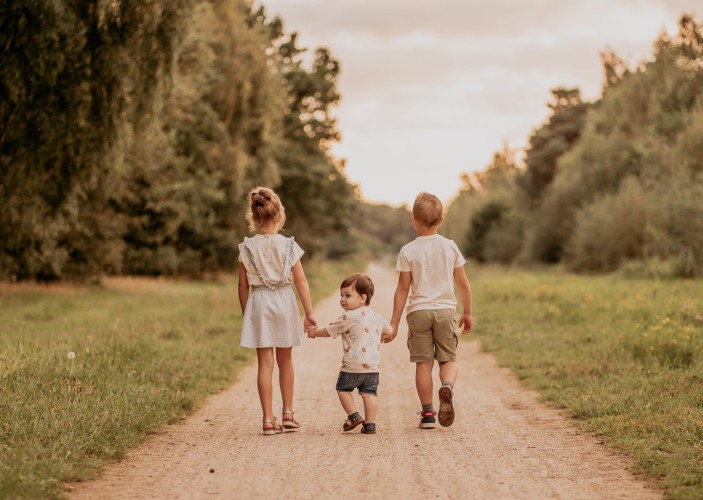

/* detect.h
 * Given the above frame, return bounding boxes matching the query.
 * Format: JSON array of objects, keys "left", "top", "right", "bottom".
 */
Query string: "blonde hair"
[
  {"left": 413, "top": 192, "right": 443, "bottom": 227},
  {"left": 245, "top": 186, "right": 286, "bottom": 232}
]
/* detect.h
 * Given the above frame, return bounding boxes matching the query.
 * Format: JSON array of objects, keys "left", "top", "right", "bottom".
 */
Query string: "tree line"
[
  {"left": 6, "top": 5, "right": 698, "bottom": 282},
  {"left": 444, "top": 14, "right": 703, "bottom": 278},
  {"left": 1, "top": 0, "right": 368, "bottom": 281}
]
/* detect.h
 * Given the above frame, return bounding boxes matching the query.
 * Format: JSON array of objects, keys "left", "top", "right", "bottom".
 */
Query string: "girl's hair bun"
[
  {"left": 245, "top": 186, "right": 285, "bottom": 232},
  {"left": 252, "top": 189, "right": 272, "bottom": 207}
]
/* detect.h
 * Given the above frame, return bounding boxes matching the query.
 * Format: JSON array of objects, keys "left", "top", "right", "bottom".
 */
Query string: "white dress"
[{"left": 238, "top": 234, "right": 305, "bottom": 348}]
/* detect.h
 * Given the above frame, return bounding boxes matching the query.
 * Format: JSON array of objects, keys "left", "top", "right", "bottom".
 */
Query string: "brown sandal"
[
  {"left": 263, "top": 417, "right": 283, "bottom": 435},
  {"left": 343, "top": 412, "right": 364, "bottom": 432},
  {"left": 282, "top": 410, "right": 300, "bottom": 431}
]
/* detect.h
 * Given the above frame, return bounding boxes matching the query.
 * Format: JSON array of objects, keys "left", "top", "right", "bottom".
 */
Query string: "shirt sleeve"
[
  {"left": 451, "top": 240, "right": 467, "bottom": 267},
  {"left": 325, "top": 314, "right": 356, "bottom": 339},
  {"left": 396, "top": 246, "right": 410, "bottom": 272},
  {"left": 291, "top": 238, "right": 305, "bottom": 265}
]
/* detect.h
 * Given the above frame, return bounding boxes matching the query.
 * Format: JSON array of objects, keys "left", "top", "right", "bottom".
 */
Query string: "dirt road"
[{"left": 70, "top": 262, "right": 659, "bottom": 499}]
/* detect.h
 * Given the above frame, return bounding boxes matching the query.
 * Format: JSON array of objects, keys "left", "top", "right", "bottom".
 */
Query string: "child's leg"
[
  {"left": 256, "top": 348, "right": 275, "bottom": 420},
  {"left": 361, "top": 393, "right": 377, "bottom": 422},
  {"left": 415, "top": 361, "right": 434, "bottom": 405},
  {"left": 359, "top": 373, "right": 379, "bottom": 423},
  {"left": 275, "top": 347, "right": 294, "bottom": 413},
  {"left": 336, "top": 372, "right": 364, "bottom": 431},
  {"left": 337, "top": 391, "right": 358, "bottom": 416},
  {"left": 438, "top": 360, "right": 458, "bottom": 387}
]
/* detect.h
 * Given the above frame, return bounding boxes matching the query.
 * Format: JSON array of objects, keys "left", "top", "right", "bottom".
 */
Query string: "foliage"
[
  {"left": 444, "top": 143, "right": 523, "bottom": 264},
  {"left": 348, "top": 202, "right": 416, "bottom": 258},
  {"left": 0, "top": 1, "right": 358, "bottom": 280},
  {"left": 0, "top": 1, "right": 192, "bottom": 280},
  {"left": 117, "top": 1, "right": 285, "bottom": 276},
  {"left": 448, "top": 14, "right": 703, "bottom": 276},
  {"left": 534, "top": 15, "right": 703, "bottom": 272},
  {"left": 517, "top": 88, "right": 591, "bottom": 203},
  {"left": 272, "top": 38, "right": 358, "bottom": 257}
]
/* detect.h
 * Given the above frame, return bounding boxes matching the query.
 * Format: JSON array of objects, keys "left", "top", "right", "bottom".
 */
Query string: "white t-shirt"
[{"left": 396, "top": 234, "right": 466, "bottom": 314}]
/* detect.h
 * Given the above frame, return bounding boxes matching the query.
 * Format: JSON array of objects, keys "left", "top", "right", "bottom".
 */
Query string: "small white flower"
[{"left": 67, "top": 352, "right": 76, "bottom": 360}]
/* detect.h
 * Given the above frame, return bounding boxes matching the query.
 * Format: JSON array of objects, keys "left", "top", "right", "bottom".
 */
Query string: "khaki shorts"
[{"left": 406, "top": 308, "right": 458, "bottom": 363}]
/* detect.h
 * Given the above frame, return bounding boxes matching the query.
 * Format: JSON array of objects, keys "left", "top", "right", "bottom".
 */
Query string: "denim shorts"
[{"left": 335, "top": 371, "right": 379, "bottom": 395}]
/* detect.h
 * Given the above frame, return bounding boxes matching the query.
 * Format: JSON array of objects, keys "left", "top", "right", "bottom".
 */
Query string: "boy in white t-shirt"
[
  {"left": 387, "top": 192, "right": 473, "bottom": 429},
  {"left": 307, "top": 274, "right": 393, "bottom": 434}
]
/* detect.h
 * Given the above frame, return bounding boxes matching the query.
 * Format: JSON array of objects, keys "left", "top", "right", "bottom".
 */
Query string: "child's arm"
[
  {"left": 291, "top": 260, "right": 317, "bottom": 330},
  {"left": 306, "top": 325, "right": 330, "bottom": 338},
  {"left": 237, "top": 263, "right": 249, "bottom": 314},
  {"left": 453, "top": 265, "right": 474, "bottom": 334},
  {"left": 388, "top": 271, "right": 411, "bottom": 342}
]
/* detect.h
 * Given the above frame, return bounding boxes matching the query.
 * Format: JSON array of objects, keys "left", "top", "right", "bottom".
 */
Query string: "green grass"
[
  {"left": 0, "top": 258, "right": 362, "bottom": 499},
  {"left": 470, "top": 265, "right": 703, "bottom": 499}
]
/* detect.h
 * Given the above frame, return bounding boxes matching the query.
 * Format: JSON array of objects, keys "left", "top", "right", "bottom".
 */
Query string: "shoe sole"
[
  {"left": 438, "top": 386, "right": 455, "bottom": 427},
  {"left": 419, "top": 422, "right": 436, "bottom": 429}
]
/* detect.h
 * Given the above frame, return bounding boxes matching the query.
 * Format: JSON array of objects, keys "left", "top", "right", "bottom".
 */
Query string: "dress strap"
[{"left": 280, "top": 236, "right": 296, "bottom": 285}]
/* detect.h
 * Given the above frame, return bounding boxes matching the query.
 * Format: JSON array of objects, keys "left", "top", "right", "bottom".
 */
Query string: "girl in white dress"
[{"left": 238, "top": 186, "right": 317, "bottom": 435}]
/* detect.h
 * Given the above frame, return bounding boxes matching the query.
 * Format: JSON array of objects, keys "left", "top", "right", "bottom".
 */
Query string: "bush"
[{"left": 565, "top": 177, "right": 648, "bottom": 272}]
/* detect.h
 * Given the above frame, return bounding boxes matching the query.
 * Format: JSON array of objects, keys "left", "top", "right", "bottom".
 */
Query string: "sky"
[{"left": 259, "top": 0, "right": 699, "bottom": 207}]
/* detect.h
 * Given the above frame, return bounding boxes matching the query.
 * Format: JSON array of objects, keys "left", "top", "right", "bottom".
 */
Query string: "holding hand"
[
  {"left": 383, "top": 323, "right": 398, "bottom": 343},
  {"left": 304, "top": 314, "right": 317, "bottom": 331},
  {"left": 306, "top": 325, "right": 316, "bottom": 339}
]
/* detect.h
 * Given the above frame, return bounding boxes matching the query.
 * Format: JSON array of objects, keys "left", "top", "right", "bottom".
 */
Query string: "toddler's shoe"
[
  {"left": 361, "top": 422, "right": 376, "bottom": 434},
  {"left": 419, "top": 410, "right": 436, "bottom": 429},
  {"left": 438, "top": 384, "right": 455, "bottom": 427},
  {"left": 343, "top": 411, "right": 364, "bottom": 432}
]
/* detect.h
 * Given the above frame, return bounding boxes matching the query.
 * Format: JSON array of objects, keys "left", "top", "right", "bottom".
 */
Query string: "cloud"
[{"left": 260, "top": 0, "right": 701, "bottom": 205}]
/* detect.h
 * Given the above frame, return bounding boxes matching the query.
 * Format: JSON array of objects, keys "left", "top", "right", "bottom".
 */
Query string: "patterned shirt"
[{"left": 325, "top": 306, "right": 392, "bottom": 373}]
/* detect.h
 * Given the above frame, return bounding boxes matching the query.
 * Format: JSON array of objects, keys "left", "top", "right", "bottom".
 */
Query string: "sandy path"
[{"left": 70, "top": 262, "right": 659, "bottom": 499}]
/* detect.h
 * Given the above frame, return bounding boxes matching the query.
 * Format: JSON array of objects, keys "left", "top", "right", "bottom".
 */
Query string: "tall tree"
[
  {"left": 518, "top": 87, "right": 590, "bottom": 204},
  {"left": 118, "top": 0, "right": 287, "bottom": 275},
  {"left": 530, "top": 14, "right": 703, "bottom": 269},
  {"left": 0, "top": 1, "right": 192, "bottom": 279},
  {"left": 270, "top": 31, "right": 358, "bottom": 256}
]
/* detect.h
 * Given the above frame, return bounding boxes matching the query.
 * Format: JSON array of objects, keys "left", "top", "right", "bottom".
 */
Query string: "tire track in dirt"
[{"left": 70, "top": 262, "right": 660, "bottom": 499}]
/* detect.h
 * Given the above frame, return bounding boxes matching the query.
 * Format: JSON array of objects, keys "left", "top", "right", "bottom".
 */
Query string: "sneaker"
[
  {"left": 419, "top": 410, "right": 436, "bottom": 429},
  {"left": 438, "top": 384, "right": 455, "bottom": 427}
]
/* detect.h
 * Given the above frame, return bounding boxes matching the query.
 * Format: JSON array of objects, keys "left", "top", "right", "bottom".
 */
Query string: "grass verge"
[
  {"left": 0, "top": 257, "right": 362, "bottom": 499},
  {"left": 470, "top": 265, "right": 703, "bottom": 499}
]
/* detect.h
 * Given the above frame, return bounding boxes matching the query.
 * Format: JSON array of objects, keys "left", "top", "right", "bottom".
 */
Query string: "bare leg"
[
  {"left": 256, "top": 348, "right": 275, "bottom": 422},
  {"left": 276, "top": 347, "right": 294, "bottom": 416},
  {"left": 415, "top": 361, "right": 434, "bottom": 405},
  {"left": 337, "top": 391, "right": 357, "bottom": 416},
  {"left": 361, "top": 393, "right": 377, "bottom": 423},
  {"left": 438, "top": 360, "right": 458, "bottom": 386}
]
